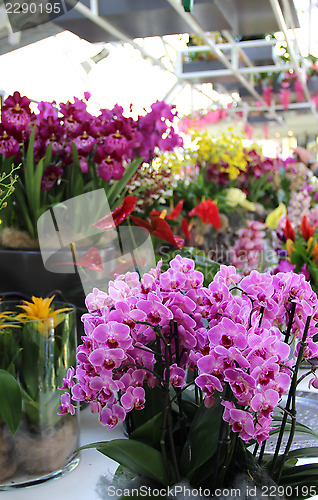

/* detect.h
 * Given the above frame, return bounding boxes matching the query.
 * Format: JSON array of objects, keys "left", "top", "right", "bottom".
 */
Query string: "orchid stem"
[
  {"left": 284, "top": 301, "right": 296, "bottom": 344},
  {"left": 173, "top": 321, "right": 186, "bottom": 446},
  {"left": 271, "top": 315, "right": 311, "bottom": 480}
]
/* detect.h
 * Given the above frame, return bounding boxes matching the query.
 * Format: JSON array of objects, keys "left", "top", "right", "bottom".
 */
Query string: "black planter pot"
[
  {"left": 0, "top": 248, "right": 85, "bottom": 308},
  {"left": 0, "top": 247, "right": 87, "bottom": 337}
]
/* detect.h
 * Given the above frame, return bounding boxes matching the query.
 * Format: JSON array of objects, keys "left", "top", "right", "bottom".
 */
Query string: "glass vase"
[{"left": 0, "top": 300, "right": 79, "bottom": 489}]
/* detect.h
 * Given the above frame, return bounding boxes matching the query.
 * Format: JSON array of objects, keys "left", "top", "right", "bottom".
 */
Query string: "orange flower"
[{"left": 286, "top": 239, "right": 295, "bottom": 259}]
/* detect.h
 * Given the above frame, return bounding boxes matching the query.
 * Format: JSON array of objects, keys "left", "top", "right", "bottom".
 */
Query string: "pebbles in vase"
[
  {"left": 13, "top": 416, "right": 78, "bottom": 475},
  {"left": 0, "top": 427, "right": 16, "bottom": 482}
]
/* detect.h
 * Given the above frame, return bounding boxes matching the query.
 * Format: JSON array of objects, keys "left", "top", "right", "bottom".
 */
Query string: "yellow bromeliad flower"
[
  {"left": 226, "top": 188, "right": 256, "bottom": 211},
  {"left": 16, "top": 296, "right": 72, "bottom": 336},
  {"left": 0, "top": 310, "right": 20, "bottom": 329},
  {"left": 265, "top": 203, "right": 287, "bottom": 229}
]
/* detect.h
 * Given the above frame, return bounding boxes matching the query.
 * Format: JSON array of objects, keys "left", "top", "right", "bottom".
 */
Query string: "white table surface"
[{"left": 2, "top": 372, "right": 318, "bottom": 500}]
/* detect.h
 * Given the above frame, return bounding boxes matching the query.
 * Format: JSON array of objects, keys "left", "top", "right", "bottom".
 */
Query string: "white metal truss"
[
  {"left": 1, "top": 0, "right": 316, "bottom": 125},
  {"left": 64, "top": 0, "right": 216, "bottom": 106}
]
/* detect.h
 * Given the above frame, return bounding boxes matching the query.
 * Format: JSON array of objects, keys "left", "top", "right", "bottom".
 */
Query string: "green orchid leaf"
[
  {"left": 270, "top": 416, "right": 318, "bottom": 439},
  {"left": 96, "top": 439, "right": 174, "bottom": 486},
  {"left": 181, "top": 397, "right": 224, "bottom": 477},
  {"left": 281, "top": 463, "right": 318, "bottom": 479},
  {"left": 33, "top": 157, "right": 45, "bottom": 221},
  {"left": 0, "top": 369, "right": 22, "bottom": 435},
  {"left": 43, "top": 142, "right": 53, "bottom": 168},
  {"left": 130, "top": 411, "right": 163, "bottom": 449},
  {"left": 107, "top": 157, "right": 143, "bottom": 208},
  {"left": 13, "top": 182, "right": 35, "bottom": 238},
  {"left": 24, "top": 126, "right": 36, "bottom": 213}
]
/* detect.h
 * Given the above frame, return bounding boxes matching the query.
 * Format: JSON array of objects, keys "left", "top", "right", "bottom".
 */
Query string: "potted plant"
[
  {"left": 0, "top": 295, "right": 78, "bottom": 488},
  {"left": 0, "top": 92, "right": 182, "bottom": 307},
  {"left": 60, "top": 255, "right": 318, "bottom": 498}
]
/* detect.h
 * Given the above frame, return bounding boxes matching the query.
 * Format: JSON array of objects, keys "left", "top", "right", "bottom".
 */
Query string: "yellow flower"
[
  {"left": 265, "top": 203, "right": 287, "bottom": 229},
  {"left": 16, "top": 296, "right": 72, "bottom": 336},
  {"left": 0, "top": 311, "right": 20, "bottom": 329},
  {"left": 307, "top": 237, "right": 318, "bottom": 266},
  {"left": 286, "top": 239, "right": 295, "bottom": 259},
  {"left": 226, "top": 188, "right": 256, "bottom": 211}
]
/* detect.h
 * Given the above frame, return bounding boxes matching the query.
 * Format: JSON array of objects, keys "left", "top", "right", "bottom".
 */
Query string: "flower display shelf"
[
  {"left": 247, "top": 113, "right": 277, "bottom": 123},
  {"left": 308, "top": 77, "right": 318, "bottom": 95}
]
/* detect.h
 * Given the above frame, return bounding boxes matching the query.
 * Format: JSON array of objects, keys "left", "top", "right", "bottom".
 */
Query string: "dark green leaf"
[
  {"left": 130, "top": 412, "right": 163, "bottom": 449},
  {"left": 24, "top": 126, "right": 36, "bottom": 212},
  {"left": 97, "top": 439, "right": 174, "bottom": 485},
  {"left": 108, "top": 158, "right": 143, "bottom": 208},
  {"left": 0, "top": 369, "right": 22, "bottom": 435},
  {"left": 181, "top": 397, "right": 223, "bottom": 477}
]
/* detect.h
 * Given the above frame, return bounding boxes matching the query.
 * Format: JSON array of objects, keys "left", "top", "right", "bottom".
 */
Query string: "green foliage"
[
  {"left": 0, "top": 132, "right": 143, "bottom": 240},
  {"left": 97, "top": 439, "right": 175, "bottom": 486},
  {"left": 181, "top": 395, "right": 224, "bottom": 478},
  {"left": 0, "top": 369, "right": 22, "bottom": 434}
]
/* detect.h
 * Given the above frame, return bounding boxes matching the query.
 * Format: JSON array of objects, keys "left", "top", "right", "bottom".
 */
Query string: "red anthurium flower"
[
  {"left": 130, "top": 215, "right": 184, "bottom": 249},
  {"left": 300, "top": 215, "right": 316, "bottom": 241},
  {"left": 188, "top": 199, "right": 221, "bottom": 229},
  {"left": 284, "top": 218, "right": 295, "bottom": 242},
  {"left": 151, "top": 200, "right": 184, "bottom": 221},
  {"left": 51, "top": 247, "right": 104, "bottom": 272},
  {"left": 181, "top": 217, "right": 191, "bottom": 241},
  {"left": 77, "top": 247, "right": 103, "bottom": 272},
  {"left": 92, "top": 196, "right": 137, "bottom": 230}
]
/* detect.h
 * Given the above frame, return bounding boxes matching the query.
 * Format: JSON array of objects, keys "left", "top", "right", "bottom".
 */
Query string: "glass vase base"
[{"left": 0, "top": 453, "right": 80, "bottom": 490}]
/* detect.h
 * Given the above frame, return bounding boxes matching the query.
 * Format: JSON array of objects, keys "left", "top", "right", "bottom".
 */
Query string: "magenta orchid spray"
[
  {"left": 0, "top": 92, "right": 183, "bottom": 241},
  {"left": 60, "top": 256, "right": 318, "bottom": 496}
]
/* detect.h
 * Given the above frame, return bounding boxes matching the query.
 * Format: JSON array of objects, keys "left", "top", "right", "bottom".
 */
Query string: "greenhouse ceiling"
[{"left": 0, "top": 0, "right": 317, "bottom": 137}]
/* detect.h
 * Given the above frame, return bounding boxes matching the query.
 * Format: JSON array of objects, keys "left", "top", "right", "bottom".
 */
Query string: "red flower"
[
  {"left": 77, "top": 247, "right": 103, "bottom": 272},
  {"left": 284, "top": 218, "right": 295, "bottom": 242},
  {"left": 300, "top": 215, "right": 316, "bottom": 241},
  {"left": 130, "top": 215, "right": 184, "bottom": 249},
  {"left": 188, "top": 199, "right": 221, "bottom": 229},
  {"left": 92, "top": 196, "right": 137, "bottom": 230},
  {"left": 151, "top": 200, "right": 184, "bottom": 220},
  {"left": 51, "top": 247, "right": 103, "bottom": 272},
  {"left": 181, "top": 217, "right": 191, "bottom": 241}
]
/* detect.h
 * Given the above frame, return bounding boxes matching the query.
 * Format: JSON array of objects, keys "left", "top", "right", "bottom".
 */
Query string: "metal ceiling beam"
[
  {"left": 66, "top": 0, "right": 174, "bottom": 75},
  {"left": 165, "top": 0, "right": 283, "bottom": 123},
  {"left": 162, "top": 81, "right": 187, "bottom": 103},
  {"left": 221, "top": 30, "right": 254, "bottom": 70},
  {"left": 64, "top": 0, "right": 217, "bottom": 105}
]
